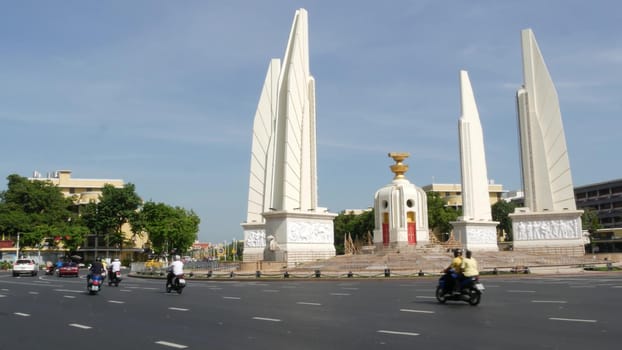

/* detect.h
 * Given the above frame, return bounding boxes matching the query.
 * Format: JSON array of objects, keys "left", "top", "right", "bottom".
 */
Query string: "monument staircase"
[{"left": 289, "top": 240, "right": 604, "bottom": 276}]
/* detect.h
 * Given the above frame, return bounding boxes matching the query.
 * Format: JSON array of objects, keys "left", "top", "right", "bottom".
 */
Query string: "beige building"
[
  {"left": 30, "top": 170, "right": 147, "bottom": 261},
  {"left": 422, "top": 183, "right": 505, "bottom": 209}
]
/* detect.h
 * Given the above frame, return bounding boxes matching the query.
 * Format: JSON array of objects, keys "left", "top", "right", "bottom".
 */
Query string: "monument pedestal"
[
  {"left": 509, "top": 209, "right": 585, "bottom": 256},
  {"left": 263, "top": 210, "right": 337, "bottom": 268},
  {"left": 451, "top": 220, "right": 499, "bottom": 252},
  {"left": 241, "top": 223, "right": 266, "bottom": 262}
]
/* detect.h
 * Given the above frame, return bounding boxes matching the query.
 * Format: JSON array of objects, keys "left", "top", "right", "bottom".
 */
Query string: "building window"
[{"left": 69, "top": 188, "right": 75, "bottom": 194}]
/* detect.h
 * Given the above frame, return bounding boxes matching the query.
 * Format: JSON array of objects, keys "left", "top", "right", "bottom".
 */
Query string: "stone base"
[
  {"left": 510, "top": 208, "right": 585, "bottom": 256},
  {"left": 263, "top": 209, "right": 337, "bottom": 268},
  {"left": 451, "top": 220, "right": 499, "bottom": 252}
]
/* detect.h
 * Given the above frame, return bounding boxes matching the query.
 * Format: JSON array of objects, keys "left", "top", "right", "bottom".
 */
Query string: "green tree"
[
  {"left": 82, "top": 183, "right": 142, "bottom": 252},
  {"left": 491, "top": 200, "right": 517, "bottom": 241},
  {"left": 333, "top": 209, "right": 375, "bottom": 254},
  {"left": 581, "top": 208, "right": 600, "bottom": 234},
  {"left": 136, "top": 201, "right": 199, "bottom": 256},
  {"left": 427, "top": 192, "right": 460, "bottom": 240},
  {"left": 0, "top": 174, "right": 86, "bottom": 252}
]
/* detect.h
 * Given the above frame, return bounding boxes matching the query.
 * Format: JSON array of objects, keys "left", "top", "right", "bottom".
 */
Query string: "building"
[
  {"left": 575, "top": 179, "right": 622, "bottom": 252},
  {"left": 29, "top": 170, "right": 147, "bottom": 261},
  {"left": 422, "top": 183, "right": 505, "bottom": 209}
]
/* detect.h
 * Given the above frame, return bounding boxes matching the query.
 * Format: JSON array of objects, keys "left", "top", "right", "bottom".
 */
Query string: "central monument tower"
[{"left": 373, "top": 153, "right": 429, "bottom": 248}]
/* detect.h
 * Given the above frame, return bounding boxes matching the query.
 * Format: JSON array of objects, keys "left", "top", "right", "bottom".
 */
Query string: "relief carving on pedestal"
[
  {"left": 246, "top": 230, "right": 266, "bottom": 248},
  {"left": 515, "top": 218, "right": 580, "bottom": 241},
  {"left": 288, "top": 222, "right": 333, "bottom": 243}
]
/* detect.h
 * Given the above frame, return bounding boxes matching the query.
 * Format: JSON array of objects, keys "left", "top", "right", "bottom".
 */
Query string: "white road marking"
[
  {"left": 2, "top": 288, "right": 9, "bottom": 291},
  {"left": 168, "top": 307, "right": 189, "bottom": 311},
  {"left": 569, "top": 285, "right": 595, "bottom": 288},
  {"left": 400, "top": 309, "right": 435, "bottom": 314},
  {"left": 297, "top": 302, "right": 322, "bottom": 306},
  {"left": 485, "top": 285, "right": 500, "bottom": 288},
  {"left": 0, "top": 294, "right": 6, "bottom": 298},
  {"left": 377, "top": 330, "right": 420, "bottom": 336},
  {"left": 414, "top": 289, "right": 434, "bottom": 292},
  {"left": 208, "top": 287, "right": 222, "bottom": 290},
  {"left": 262, "top": 289, "right": 279, "bottom": 293},
  {"left": 549, "top": 317, "right": 597, "bottom": 323},
  {"left": 155, "top": 341, "right": 188, "bottom": 349},
  {"left": 415, "top": 296, "right": 436, "bottom": 299},
  {"left": 64, "top": 295, "right": 76, "bottom": 299},
  {"left": 108, "top": 300, "right": 125, "bottom": 304},
  {"left": 253, "top": 317, "right": 282, "bottom": 322},
  {"left": 611, "top": 286, "right": 622, "bottom": 288},
  {"left": 532, "top": 300, "right": 567, "bottom": 304},
  {"left": 120, "top": 289, "right": 132, "bottom": 292},
  {"left": 330, "top": 292, "right": 351, "bottom": 296},
  {"left": 223, "top": 296, "right": 241, "bottom": 300},
  {"left": 69, "top": 323, "right": 92, "bottom": 329},
  {"left": 341, "top": 287, "right": 359, "bottom": 290},
  {"left": 28, "top": 291, "right": 39, "bottom": 295},
  {"left": 507, "top": 290, "right": 536, "bottom": 293},
  {"left": 54, "top": 289, "right": 83, "bottom": 293},
  {"left": 14, "top": 312, "right": 30, "bottom": 317}
]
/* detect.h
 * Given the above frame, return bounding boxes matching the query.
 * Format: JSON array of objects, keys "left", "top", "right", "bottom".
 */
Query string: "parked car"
[
  {"left": 58, "top": 262, "right": 79, "bottom": 277},
  {"left": 12, "top": 259, "right": 38, "bottom": 277}
]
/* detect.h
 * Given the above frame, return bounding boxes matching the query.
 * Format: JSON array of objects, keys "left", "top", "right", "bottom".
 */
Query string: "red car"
[{"left": 58, "top": 262, "right": 79, "bottom": 277}]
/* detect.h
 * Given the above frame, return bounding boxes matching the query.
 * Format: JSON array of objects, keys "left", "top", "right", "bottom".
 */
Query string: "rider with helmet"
[
  {"left": 166, "top": 255, "right": 184, "bottom": 287},
  {"left": 87, "top": 257, "right": 105, "bottom": 286},
  {"left": 109, "top": 258, "right": 122, "bottom": 280},
  {"left": 443, "top": 248, "right": 463, "bottom": 294}
]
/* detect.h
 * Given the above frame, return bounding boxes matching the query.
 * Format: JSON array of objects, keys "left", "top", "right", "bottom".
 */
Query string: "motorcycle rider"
[
  {"left": 462, "top": 250, "right": 479, "bottom": 278},
  {"left": 87, "top": 257, "right": 105, "bottom": 286},
  {"left": 443, "top": 248, "right": 463, "bottom": 294},
  {"left": 166, "top": 255, "right": 184, "bottom": 287},
  {"left": 109, "top": 258, "right": 122, "bottom": 281}
]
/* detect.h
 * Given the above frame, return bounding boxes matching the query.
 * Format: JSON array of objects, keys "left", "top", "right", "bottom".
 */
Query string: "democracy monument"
[{"left": 240, "top": 8, "right": 588, "bottom": 266}]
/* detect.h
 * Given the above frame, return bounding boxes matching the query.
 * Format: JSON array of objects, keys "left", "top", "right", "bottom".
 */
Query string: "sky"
[{"left": 1, "top": 1, "right": 621, "bottom": 244}]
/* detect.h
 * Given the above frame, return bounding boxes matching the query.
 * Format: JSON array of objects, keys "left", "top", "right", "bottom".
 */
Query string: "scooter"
[
  {"left": 166, "top": 273, "right": 186, "bottom": 294},
  {"left": 45, "top": 265, "right": 54, "bottom": 276},
  {"left": 87, "top": 274, "right": 103, "bottom": 295},
  {"left": 435, "top": 274, "right": 484, "bottom": 306},
  {"left": 108, "top": 270, "right": 122, "bottom": 287}
]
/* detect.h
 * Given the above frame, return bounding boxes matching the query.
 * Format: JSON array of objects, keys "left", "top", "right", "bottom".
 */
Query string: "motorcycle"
[
  {"left": 435, "top": 274, "right": 484, "bottom": 306},
  {"left": 87, "top": 274, "right": 103, "bottom": 295},
  {"left": 108, "top": 270, "right": 122, "bottom": 287},
  {"left": 45, "top": 265, "right": 54, "bottom": 276},
  {"left": 166, "top": 273, "right": 186, "bottom": 294}
]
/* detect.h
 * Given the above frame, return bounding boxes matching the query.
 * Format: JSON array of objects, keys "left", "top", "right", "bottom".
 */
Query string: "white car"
[{"left": 12, "top": 259, "right": 38, "bottom": 277}]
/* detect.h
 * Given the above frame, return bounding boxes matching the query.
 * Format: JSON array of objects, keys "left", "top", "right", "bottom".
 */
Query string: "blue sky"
[{"left": 1, "top": 1, "right": 620, "bottom": 244}]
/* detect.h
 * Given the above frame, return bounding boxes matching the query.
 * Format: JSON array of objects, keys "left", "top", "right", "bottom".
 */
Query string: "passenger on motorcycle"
[
  {"left": 87, "top": 257, "right": 105, "bottom": 285},
  {"left": 109, "top": 258, "right": 121, "bottom": 279},
  {"left": 460, "top": 250, "right": 479, "bottom": 288},
  {"left": 166, "top": 255, "right": 184, "bottom": 286},
  {"left": 443, "top": 249, "right": 463, "bottom": 294}
]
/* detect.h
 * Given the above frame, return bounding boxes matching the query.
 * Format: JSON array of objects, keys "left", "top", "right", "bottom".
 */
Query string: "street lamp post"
[{"left": 15, "top": 232, "right": 20, "bottom": 261}]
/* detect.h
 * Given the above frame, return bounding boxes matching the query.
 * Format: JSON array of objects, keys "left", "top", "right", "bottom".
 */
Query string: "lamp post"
[{"left": 15, "top": 232, "right": 20, "bottom": 261}]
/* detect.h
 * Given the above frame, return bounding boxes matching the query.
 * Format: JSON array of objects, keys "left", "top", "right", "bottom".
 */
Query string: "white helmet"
[
  {"left": 174, "top": 255, "right": 181, "bottom": 261},
  {"left": 113, "top": 258, "right": 120, "bottom": 262}
]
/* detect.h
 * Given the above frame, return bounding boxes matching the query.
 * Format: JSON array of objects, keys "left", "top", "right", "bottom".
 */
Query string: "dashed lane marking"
[
  {"left": 330, "top": 293, "right": 351, "bottom": 296},
  {"left": 14, "top": 312, "right": 30, "bottom": 317},
  {"left": 69, "top": 323, "right": 92, "bottom": 329},
  {"left": 108, "top": 300, "right": 125, "bottom": 304},
  {"left": 415, "top": 296, "right": 436, "bottom": 299},
  {"left": 54, "top": 289, "right": 83, "bottom": 293},
  {"left": 262, "top": 289, "right": 280, "bottom": 293},
  {"left": 400, "top": 309, "right": 435, "bottom": 314},
  {"left": 253, "top": 317, "right": 282, "bottom": 322},
  {"left": 549, "top": 317, "right": 597, "bottom": 323},
  {"left": 155, "top": 341, "right": 188, "bottom": 349},
  {"left": 377, "top": 330, "right": 420, "bottom": 336},
  {"left": 223, "top": 296, "right": 241, "bottom": 300},
  {"left": 507, "top": 290, "right": 536, "bottom": 293},
  {"left": 297, "top": 302, "right": 322, "bottom": 306},
  {"left": 28, "top": 291, "right": 39, "bottom": 295},
  {"left": 64, "top": 295, "right": 76, "bottom": 299},
  {"left": 168, "top": 307, "right": 189, "bottom": 311},
  {"left": 532, "top": 300, "right": 567, "bottom": 304}
]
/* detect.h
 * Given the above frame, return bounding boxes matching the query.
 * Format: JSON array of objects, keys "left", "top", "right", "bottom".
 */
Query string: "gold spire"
[{"left": 388, "top": 152, "right": 409, "bottom": 179}]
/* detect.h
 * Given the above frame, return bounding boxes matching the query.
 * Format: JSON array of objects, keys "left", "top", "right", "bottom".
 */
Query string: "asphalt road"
[{"left": 1, "top": 270, "right": 620, "bottom": 350}]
